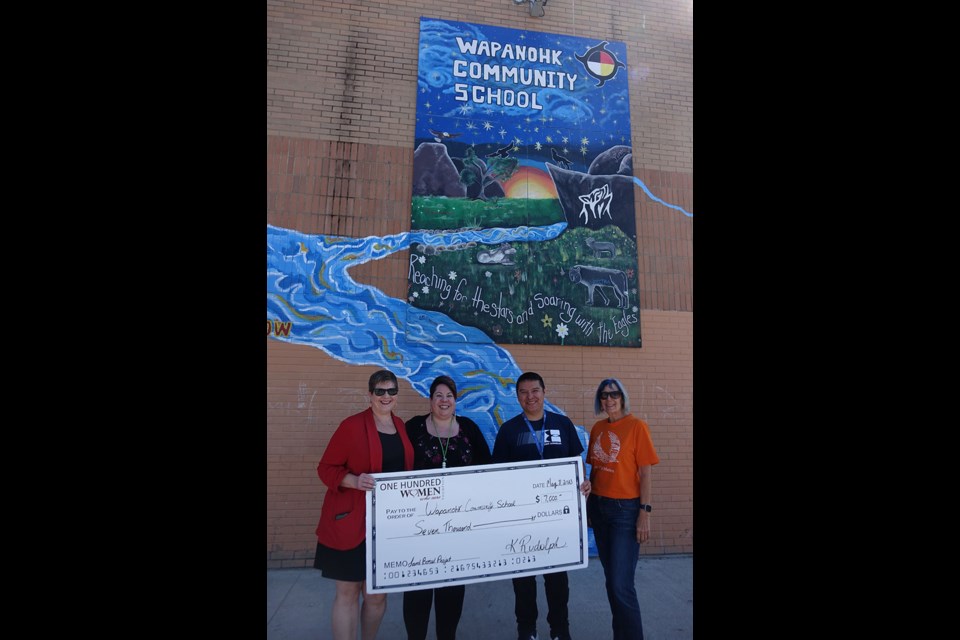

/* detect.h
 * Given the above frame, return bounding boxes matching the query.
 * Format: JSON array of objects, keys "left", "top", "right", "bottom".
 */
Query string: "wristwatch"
[{"left": 639, "top": 503, "right": 652, "bottom": 512}]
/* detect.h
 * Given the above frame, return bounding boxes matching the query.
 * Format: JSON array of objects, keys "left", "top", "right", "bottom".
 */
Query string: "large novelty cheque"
[{"left": 365, "top": 456, "right": 589, "bottom": 593}]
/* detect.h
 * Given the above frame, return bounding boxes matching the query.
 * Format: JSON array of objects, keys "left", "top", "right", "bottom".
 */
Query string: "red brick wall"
[{"left": 267, "top": 0, "right": 693, "bottom": 568}]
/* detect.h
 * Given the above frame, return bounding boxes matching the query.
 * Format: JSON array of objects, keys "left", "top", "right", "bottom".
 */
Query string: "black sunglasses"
[
  {"left": 599, "top": 391, "right": 623, "bottom": 400},
  {"left": 372, "top": 388, "right": 399, "bottom": 396}
]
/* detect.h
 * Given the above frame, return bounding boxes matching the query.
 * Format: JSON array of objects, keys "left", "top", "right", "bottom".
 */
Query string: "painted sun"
[{"left": 502, "top": 166, "right": 558, "bottom": 199}]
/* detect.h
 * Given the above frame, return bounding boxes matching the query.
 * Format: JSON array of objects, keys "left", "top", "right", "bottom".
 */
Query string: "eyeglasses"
[
  {"left": 599, "top": 391, "right": 623, "bottom": 400},
  {"left": 372, "top": 388, "right": 399, "bottom": 396}
]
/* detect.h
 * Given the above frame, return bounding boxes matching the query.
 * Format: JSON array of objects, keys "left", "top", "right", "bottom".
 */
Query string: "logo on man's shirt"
[{"left": 522, "top": 429, "right": 563, "bottom": 446}]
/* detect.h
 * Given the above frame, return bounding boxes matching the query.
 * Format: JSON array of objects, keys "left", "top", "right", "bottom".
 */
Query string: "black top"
[
  {"left": 491, "top": 410, "right": 584, "bottom": 463},
  {"left": 404, "top": 414, "right": 492, "bottom": 470},
  {"left": 378, "top": 430, "right": 405, "bottom": 473}
]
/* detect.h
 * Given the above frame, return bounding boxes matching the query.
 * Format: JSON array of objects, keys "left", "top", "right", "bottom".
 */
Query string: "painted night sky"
[{"left": 414, "top": 17, "right": 633, "bottom": 177}]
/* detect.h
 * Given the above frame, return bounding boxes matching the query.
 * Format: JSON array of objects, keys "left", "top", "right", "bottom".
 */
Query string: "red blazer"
[{"left": 315, "top": 408, "right": 414, "bottom": 550}]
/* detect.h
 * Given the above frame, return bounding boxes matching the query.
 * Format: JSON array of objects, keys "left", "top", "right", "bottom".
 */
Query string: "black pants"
[
  {"left": 403, "top": 585, "right": 466, "bottom": 640},
  {"left": 512, "top": 572, "right": 569, "bottom": 638}
]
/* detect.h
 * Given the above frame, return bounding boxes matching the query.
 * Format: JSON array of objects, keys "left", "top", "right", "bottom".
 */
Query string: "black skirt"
[{"left": 313, "top": 540, "right": 366, "bottom": 582}]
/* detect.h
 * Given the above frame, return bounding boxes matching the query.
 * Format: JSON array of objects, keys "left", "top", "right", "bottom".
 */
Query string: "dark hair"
[
  {"left": 594, "top": 377, "right": 631, "bottom": 415},
  {"left": 430, "top": 375, "right": 457, "bottom": 398},
  {"left": 368, "top": 369, "right": 398, "bottom": 393},
  {"left": 515, "top": 372, "right": 545, "bottom": 397}
]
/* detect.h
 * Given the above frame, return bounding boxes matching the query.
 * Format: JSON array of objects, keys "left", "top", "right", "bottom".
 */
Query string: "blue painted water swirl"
[
  {"left": 267, "top": 222, "right": 589, "bottom": 454},
  {"left": 632, "top": 176, "right": 693, "bottom": 217}
]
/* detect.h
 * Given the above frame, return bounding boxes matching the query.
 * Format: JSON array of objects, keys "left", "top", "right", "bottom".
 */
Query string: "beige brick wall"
[
  {"left": 267, "top": 0, "right": 692, "bottom": 172},
  {"left": 267, "top": 0, "right": 693, "bottom": 568},
  {"left": 268, "top": 310, "right": 692, "bottom": 568}
]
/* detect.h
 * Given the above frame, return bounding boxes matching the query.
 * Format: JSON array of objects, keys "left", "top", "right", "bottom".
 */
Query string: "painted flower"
[
  {"left": 448, "top": 271, "right": 457, "bottom": 280},
  {"left": 412, "top": 292, "right": 419, "bottom": 299},
  {"left": 418, "top": 256, "right": 426, "bottom": 264},
  {"left": 556, "top": 323, "right": 569, "bottom": 339},
  {"left": 541, "top": 315, "right": 553, "bottom": 328},
  {"left": 485, "top": 271, "right": 492, "bottom": 278},
  {"left": 422, "top": 286, "right": 430, "bottom": 294}
]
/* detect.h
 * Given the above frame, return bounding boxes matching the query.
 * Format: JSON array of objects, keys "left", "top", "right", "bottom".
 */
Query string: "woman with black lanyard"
[{"left": 403, "top": 375, "right": 492, "bottom": 640}]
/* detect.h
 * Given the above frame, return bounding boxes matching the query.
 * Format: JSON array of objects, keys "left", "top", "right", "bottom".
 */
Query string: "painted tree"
[{"left": 458, "top": 147, "right": 519, "bottom": 201}]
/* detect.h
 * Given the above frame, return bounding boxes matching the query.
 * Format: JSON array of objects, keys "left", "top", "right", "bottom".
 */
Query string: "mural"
[
  {"left": 268, "top": 224, "right": 567, "bottom": 448},
  {"left": 410, "top": 18, "right": 645, "bottom": 348},
  {"left": 267, "top": 17, "right": 693, "bottom": 557}
]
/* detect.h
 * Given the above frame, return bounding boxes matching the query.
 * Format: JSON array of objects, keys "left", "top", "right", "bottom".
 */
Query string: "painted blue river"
[{"left": 267, "top": 221, "right": 584, "bottom": 453}]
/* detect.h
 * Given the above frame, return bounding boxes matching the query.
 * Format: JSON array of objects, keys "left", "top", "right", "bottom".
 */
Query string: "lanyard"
[{"left": 522, "top": 413, "right": 546, "bottom": 459}]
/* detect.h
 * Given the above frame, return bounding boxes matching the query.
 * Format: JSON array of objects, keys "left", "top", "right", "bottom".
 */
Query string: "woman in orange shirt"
[{"left": 586, "top": 378, "right": 660, "bottom": 640}]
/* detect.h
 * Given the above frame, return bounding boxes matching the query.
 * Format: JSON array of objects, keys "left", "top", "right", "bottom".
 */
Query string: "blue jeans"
[{"left": 588, "top": 494, "right": 645, "bottom": 640}]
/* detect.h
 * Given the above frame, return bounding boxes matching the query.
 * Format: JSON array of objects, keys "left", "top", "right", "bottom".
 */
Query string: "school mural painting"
[
  {"left": 267, "top": 18, "right": 691, "bottom": 470},
  {"left": 409, "top": 18, "right": 641, "bottom": 348}
]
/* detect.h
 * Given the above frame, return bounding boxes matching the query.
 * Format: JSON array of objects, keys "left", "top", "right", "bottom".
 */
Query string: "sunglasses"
[
  {"left": 372, "top": 388, "right": 399, "bottom": 396},
  {"left": 599, "top": 391, "right": 623, "bottom": 400}
]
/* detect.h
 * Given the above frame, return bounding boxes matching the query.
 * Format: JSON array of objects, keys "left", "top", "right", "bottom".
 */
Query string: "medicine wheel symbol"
[{"left": 575, "top": 41, "right": 625, "bottom": 87}]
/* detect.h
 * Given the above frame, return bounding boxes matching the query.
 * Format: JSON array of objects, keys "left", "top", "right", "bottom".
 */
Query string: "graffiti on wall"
[{"left": 409, "top": 18, "right": 647, "bottom": 348}]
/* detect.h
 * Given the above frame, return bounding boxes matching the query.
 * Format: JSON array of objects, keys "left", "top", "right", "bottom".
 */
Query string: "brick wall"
[
  {"left": 268, "top": 310, "right": 692, "bottom": 568},
  {"left": 267, "top": 0, "right": 692, "bottom": 171},
  {"left": 267, "top": 0, "right": 693, "bottom": 568}
]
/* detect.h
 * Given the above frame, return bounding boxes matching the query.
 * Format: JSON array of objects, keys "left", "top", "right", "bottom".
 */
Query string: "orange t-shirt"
[{"left": 587, "top": 414, "right": 659, "bottom": 499}]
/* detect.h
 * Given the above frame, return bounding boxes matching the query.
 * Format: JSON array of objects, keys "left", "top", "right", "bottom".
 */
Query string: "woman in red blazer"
[{"left": 314, "top": 369, "right": 414, "bottom": 640}]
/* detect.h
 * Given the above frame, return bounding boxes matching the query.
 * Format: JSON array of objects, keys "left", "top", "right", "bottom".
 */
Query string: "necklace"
[{"left": 428, "top": 415, "right": 456, "bottom": 468}]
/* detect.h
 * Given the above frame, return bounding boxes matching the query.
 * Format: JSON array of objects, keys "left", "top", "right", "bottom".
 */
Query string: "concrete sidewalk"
[{"left": 267, "top": 554, "right": 692, "bottom": 639}]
